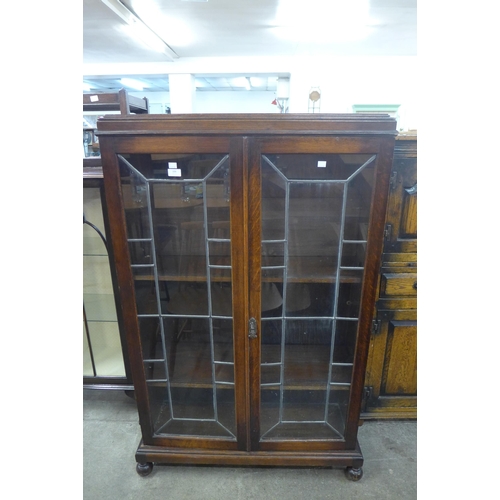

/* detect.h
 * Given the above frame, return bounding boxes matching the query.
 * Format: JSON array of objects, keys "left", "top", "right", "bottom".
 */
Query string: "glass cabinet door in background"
[{"left": 83, "top": 184, "right": 126, "bottom": 381}]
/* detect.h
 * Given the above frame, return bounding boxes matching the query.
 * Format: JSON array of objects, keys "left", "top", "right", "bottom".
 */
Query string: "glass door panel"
[
  {"left": 83, "top": 186, "right": 125, "bottom": 378},
  {"left": 118, "top": 153, "right": 237, "bottom": 440},
  {"left": 259, "top": 153, "right": 375, "bottom": 442}
]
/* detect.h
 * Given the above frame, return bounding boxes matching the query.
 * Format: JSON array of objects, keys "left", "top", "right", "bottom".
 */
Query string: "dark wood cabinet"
[
  {"left": 363, "top": 132, "right": 417, "bottom": 419},
  {"left": 97, "top": 114, "right": 397, "bottom": 480},
  {"left": 83, "top": 88, "right": 149, "bottom": 114}
]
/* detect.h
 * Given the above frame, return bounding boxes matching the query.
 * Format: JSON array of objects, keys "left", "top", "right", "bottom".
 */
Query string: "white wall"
[
  {"left": 195, "top": 91, "right": 278, "bottom": 114},
  {"left": 168, "top": 74, "right": 196, "bottom": 113},
  {"left": 287, "top": 56, "right": 418, "bottom": 130}
]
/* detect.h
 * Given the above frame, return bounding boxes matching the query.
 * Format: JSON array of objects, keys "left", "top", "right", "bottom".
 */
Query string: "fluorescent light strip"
[
  {"left": 120, "top": 78, "right": 146, "bottom": 91},
  {"left": 231, "top": 77, "right": 251, "bottom": 90},
  {"left": 249, "top": 77, "right": 264, "bottom": 88},
  {"left": 101, "top": 0, "right": 178, "bottom": 61}
]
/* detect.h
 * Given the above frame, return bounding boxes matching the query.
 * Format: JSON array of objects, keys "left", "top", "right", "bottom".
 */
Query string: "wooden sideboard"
[{"left": 362, "top": 132, "right": 417, "bottom": 419}]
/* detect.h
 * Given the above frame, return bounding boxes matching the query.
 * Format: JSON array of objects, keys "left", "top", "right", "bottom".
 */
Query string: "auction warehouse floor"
[{"left": 83, "top": 389, "right": 417, "bottom": 500}]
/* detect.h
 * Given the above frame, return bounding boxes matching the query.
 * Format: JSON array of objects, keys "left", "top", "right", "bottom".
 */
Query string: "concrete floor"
[{"left": 83, "top": 389, "right": 416, "bottom": 500}]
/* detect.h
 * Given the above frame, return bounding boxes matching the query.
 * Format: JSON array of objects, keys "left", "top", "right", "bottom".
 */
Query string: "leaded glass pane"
[
  {"left": 259, "top": 153, "right": 376, "bottom": 442},
  {"left": 118, "top": 153, "right": 237, "bottom": 440}
]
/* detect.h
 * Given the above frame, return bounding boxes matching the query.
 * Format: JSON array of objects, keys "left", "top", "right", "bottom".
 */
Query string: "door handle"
[{"left": 248, "top": 317, "right": 258, "bottom": 339}]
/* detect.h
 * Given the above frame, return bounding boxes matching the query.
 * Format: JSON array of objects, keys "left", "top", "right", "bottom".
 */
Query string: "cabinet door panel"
[
  {"left": 83, "top": 180, "right": 132, "bottom": 384},
  {"left": 115, "top": 150, "right": 240, "bottom": 444},
  {"left": 384, "top": 321, "right": 417, "bottom": 394},
  {"left": 254, "top": 147, "right": 382, "bottom": 447},
  {"left": 363, "top": 315, "right": 417, "bottom": 418},
  {"left": 384, "top": 143, "right": 417, "bottom": 254},
  {"left": 400, "top": 188, "right": 417, "bottom": 237}
]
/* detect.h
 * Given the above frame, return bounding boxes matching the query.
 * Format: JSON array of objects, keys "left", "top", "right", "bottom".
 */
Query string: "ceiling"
[{"left": 83, "top": 0, "right": 417, "bottom": 93}]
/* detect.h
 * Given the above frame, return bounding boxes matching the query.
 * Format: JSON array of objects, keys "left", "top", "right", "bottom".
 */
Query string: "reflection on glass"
[
  {"left": 83, "top": 321, "right": 93, "bottom": 376},
  {"left": 260, "top": 153, "right": 375, "bottom": 441},
  {"left": 118, "top": 153, "right": 236, "bottom": 439}
]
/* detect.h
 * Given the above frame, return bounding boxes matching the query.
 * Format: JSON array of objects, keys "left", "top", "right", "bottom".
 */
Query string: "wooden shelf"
[
  {"left": 146, "top": 342, "right": 351, "bottom": 391},
  {"left": 132, "top": 256, "right": 363, "bottom": 284},
  {"left": 83, "top": 158, "right": 103, "bottom": 179}
]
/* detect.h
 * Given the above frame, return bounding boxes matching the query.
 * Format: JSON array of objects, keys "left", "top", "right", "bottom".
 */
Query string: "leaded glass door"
[
  {"left": 248, "top": 139, "right": 379, "bottom": 450},
  {"left": 105, "top": 139, "right": 248, "bottom": 449}
]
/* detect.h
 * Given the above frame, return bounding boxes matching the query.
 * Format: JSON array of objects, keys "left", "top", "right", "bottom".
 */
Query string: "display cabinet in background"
[
  {"left": 83, "top": 89, "right": 148, "bottom": 388},
  {"left": 97, "top": 113, "right": 397, "bottom": 479},
  {"left": 83, "top": 166, "right": 133, "bottom": 388}
]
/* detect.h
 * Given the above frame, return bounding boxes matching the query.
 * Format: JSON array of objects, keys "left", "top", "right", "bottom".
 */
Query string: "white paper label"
[
  {"left": 90, "top": 95, "right": 99, "bottom": 102},
  {"left": 167, "top": 162, "right": 181, "bottom": 177},
  {"left": 317, "top": 160, "right": 327, "bottom": 168}
]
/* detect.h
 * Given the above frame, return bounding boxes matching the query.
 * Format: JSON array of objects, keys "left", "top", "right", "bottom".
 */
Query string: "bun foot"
[
  {"left": 136, "top": 462, "right": 153, "bottom": 477},
  {"left": 345, "top": 466, "right": 363, "bottom": 481}
]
